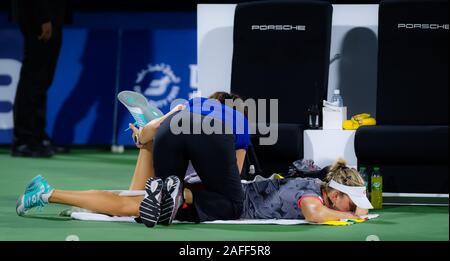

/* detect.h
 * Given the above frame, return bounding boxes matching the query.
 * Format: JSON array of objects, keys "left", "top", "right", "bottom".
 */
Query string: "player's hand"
[
  {"left": 129, "top": 123, "right": 145, "bottom": 149},
  {"left": 170, "top": 104, "right": 186, "bottom": 113},
  {"left": 354, "top": 207, "right": 368, "bottom": 217},
  {"left": 139, "top": 119, "right": 162, "bottom": 145},
  {"left": 139, "top": 104, "right": 186, "bottom": 143},
  {"left": 342, "top": 212, "right": 360, "bottom": 220},
  {"left": 38, "top": 21, "right": 52, "bottom": 42},
  {"left": 134, "top": 104, "right": 186, "bottom": 145},
  {"left": 129, "top": 119, "right": 162, "bottom": 147}
]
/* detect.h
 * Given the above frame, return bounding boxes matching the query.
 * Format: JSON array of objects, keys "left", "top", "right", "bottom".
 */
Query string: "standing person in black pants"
[{"left": 10, "top": 0, "right": 69, "bottom": 157}]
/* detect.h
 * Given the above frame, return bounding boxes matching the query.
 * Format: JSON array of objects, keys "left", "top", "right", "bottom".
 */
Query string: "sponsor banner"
[
  {"left": 116, "top": 29, "right": 197, "bottom": 145},
  {"left": 0, "top": 13, "right": 196, "bottom": 145},
  {"left": 0, "top": 29, "right": 23, "bottom": 144}
]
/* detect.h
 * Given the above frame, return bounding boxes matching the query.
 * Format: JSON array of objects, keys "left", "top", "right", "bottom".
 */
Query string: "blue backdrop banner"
[{"left": 0, "top": 12, "right": 196, "bottom": 145}]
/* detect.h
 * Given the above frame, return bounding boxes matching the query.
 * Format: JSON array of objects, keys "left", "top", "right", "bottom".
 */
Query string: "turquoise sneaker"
[
  {"left": 25, "top": 175, "right": 53, "bottom": 194},
  {"left": 16, "top": 175, "right": 54, "bottom": 216},
  {"left": 117, "top": 91, "right": 164, "bottom": 130},
  {"left": 25, "top": 175, "right": 45, "bottom": 191}
]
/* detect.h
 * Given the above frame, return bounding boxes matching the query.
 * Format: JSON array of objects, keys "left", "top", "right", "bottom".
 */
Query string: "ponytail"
[{"left": 321, "top": 158, "right": 364, "bottom": 193}]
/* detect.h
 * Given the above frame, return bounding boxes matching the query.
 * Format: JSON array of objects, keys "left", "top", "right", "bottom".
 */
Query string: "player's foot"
[
  {"left": 117, "top": 91, "right": 164, "bottom": 130},
  {"left": 139, "top": 177, "right": 164, "bottom": 228},
  {"left": 16, "top": 175, "right": 54, "bottom": 216},
  {"left": 158, "top": 176, "right": 184, "bottom": 225}
]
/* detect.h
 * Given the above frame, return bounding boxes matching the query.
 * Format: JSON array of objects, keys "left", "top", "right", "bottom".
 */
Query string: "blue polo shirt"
[{"left": 186, "top": 97, "right": 250, "bottom": 150}]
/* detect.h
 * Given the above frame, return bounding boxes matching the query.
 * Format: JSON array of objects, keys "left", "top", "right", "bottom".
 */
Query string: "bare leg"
[
  {"left": 49, "top": 190, "right": 143, "bottom": 216},
  {"left": 129, "top": 142, "right": 155, "bottom": 190},
  {"left": 127, "top": 107, "right": 184, "bottom": 191},
  {"left": 128, "top": 132, "right": 195, "bottom": 204},
  {"left": 183, "top": 188, "right": 193, "bottom": 204},
  {"left": 45, "top": 138, "right": 163, "bottom": 217}
]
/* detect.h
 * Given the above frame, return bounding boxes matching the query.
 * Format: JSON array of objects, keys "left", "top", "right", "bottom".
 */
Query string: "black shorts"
[{"left": 152, "top": 111, "right": 244, "bottom": 222}]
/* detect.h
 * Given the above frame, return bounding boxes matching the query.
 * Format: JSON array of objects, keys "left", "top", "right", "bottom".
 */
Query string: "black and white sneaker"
[
  {"left": 158, "top": 176, "right": 183, "bottom": 226},
  {"left": 139, "top": 177, "right": 163, "bottom": 228}
]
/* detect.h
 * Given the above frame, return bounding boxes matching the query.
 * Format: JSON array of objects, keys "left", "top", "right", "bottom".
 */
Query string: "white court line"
[{"left": 383, "top": 193, "right": 449, "bottom": 198}]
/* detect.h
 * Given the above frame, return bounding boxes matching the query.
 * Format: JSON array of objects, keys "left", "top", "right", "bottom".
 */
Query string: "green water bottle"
[{"left": 371, "top": 167, "right": 383, "bottom": 209}]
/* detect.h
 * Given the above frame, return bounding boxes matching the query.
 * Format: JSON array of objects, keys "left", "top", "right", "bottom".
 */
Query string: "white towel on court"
[
  {"left": 69, "top": 212, "right": 379, "bottom": 225},
  {"left": 66, "top": 189, "right": 379, "bottom": 225}
]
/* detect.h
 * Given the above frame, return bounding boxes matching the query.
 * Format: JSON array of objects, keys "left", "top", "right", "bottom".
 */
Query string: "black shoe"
[
  {"left": 53, "top": 145, "right": 71, "bottom": 154},
  {"left": 41, "top": 140, "right": 56, "bottom": 155},
  {"left": 42, "top": 139, "right": 70, "bottom": 154},
  {"left": 158, "top": 176, "right": 183, "bottom": 226},
  {"left": 11, "top": 144, "right": 54, "bottom": 158},
  {"left": 139, "top": 177, "right": 163, "bottom": 228}
]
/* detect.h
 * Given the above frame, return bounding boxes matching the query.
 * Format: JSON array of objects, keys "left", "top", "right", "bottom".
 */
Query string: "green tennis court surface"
[{"left": 0, "top": 148, "right": 448, "bottom": 241}]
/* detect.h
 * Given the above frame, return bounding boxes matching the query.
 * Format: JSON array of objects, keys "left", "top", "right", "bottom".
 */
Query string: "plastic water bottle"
[
  {"left": 359, "top": 166, "right": 370, "bottom": 198},
  {"left": 371, "top": 167, "right": 383, "bottom": 209},
  {"left": 331, "top": 89, "right": 344, "bottom": 107}
]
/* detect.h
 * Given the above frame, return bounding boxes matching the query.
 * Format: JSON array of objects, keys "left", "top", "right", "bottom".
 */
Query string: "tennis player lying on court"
[
  {"left": 16, "top": 94, "right": 371, "bottom": 226},
  {"left": 239, "top": 159, "right": 372, "bottom": 223}
]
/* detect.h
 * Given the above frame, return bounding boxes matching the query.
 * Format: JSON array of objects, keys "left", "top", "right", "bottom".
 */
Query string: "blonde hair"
[{"left": 320, "top": 158, "right": 364, "bottom": 193}]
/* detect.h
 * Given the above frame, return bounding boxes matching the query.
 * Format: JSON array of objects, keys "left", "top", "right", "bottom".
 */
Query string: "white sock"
[{"left": 41, "top": 189, "right": 54, "bottom": 204}]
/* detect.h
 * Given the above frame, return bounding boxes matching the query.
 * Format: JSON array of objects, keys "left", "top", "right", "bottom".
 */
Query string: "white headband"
[
  {"left": 328, "top": 180, "right": 373, "bottom": 209},
  {"left": 329, "top": 180, "right": 366, "bottom": 195}
]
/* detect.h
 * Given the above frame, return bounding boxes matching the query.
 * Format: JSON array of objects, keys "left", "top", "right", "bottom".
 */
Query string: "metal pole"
[{"left": 111, "top": 28, "right": 124, "bottom": 153}]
